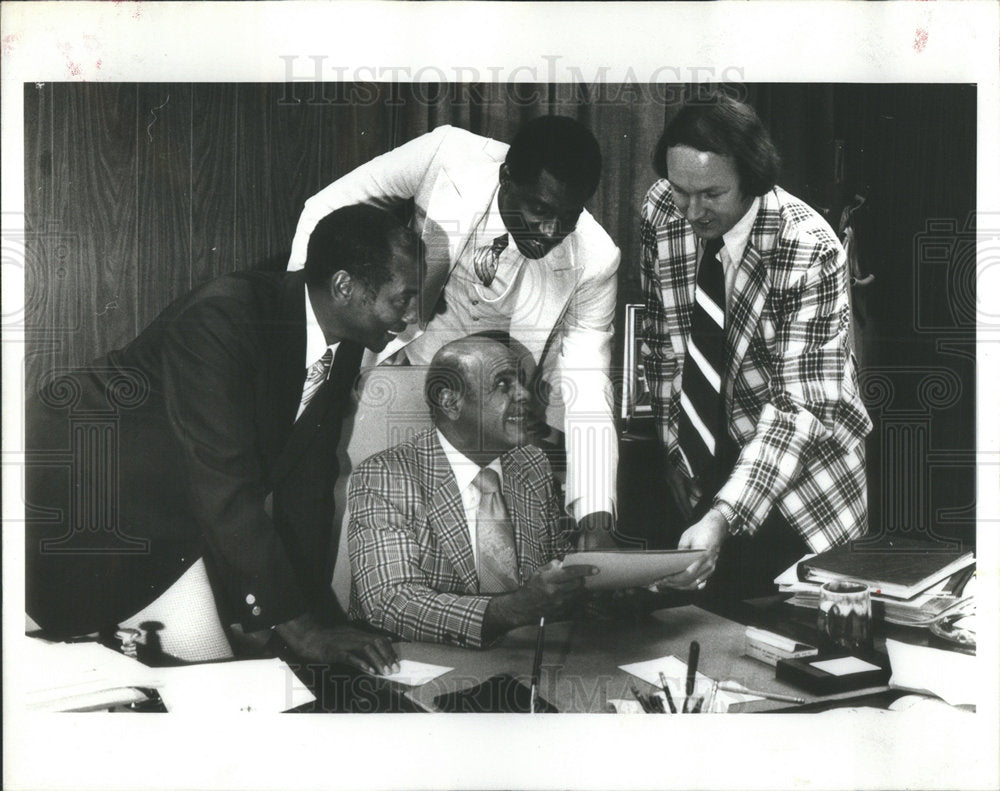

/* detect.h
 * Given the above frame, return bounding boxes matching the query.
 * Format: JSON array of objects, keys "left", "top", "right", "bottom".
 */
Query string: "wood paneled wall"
[{"left": 22, "top": 82, "right": 978, "bottom": 544}]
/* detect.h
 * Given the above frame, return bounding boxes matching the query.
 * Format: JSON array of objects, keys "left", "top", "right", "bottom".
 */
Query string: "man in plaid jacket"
[
  {"left": 640, "top": 92, "right": 872, "bottom": 601},
  {"left": 348, "top": 334, "right": 596, "bottom": 647}
]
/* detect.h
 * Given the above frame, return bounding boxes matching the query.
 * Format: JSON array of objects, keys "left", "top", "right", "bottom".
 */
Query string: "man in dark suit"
[
  {"left": 26, "top": 204, "right": 417, "bottom": 675},
  {"left": 640, "top": 92, "right": 872, "bottom": 601},
  {"left": 348, "top": 334, "right": 596, "bottom": 648}
]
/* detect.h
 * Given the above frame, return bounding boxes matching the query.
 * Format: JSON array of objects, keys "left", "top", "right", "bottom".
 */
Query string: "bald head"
[{"left": 425, "top": 335, "right": 533, "bottom": 462}]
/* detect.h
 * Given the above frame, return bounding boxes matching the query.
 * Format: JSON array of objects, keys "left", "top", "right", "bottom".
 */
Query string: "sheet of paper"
[
  {"left": 562, "top": 550, "right": 705, "bottom": 590},
  {"left": 885, "top": 638, "right": 977, "bottom": 706},
  {"left": 23, "top": 638, "right": 161, "bottom": 711},
  {"left": 377, "top": 659, "right": 453, "bottom": 687},
  {"left": 155, "top": 658, "right": 315, "bottom": 713},
  {"left": 810, "top": 656, "right": 883, "bottom": 676},
  {"left": 619, "top": 655, "right": 761, "bottom": 711}
]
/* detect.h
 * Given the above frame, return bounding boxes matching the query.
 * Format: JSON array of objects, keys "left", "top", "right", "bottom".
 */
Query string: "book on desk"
[{"left": 777, "top": 537, "right": 976, "bottom": 627}]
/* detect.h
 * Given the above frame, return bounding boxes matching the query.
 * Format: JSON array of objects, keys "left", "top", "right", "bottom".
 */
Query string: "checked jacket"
[
  {"left": 348, "top": 428, "right": 572, "bottom": 648},
  {"left": 639, "top": 179, "right": 873, "bottom": 553}
]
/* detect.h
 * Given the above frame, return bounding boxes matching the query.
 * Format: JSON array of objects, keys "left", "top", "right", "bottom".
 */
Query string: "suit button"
[
  {"left": 472, "top": 316, "right": 479, "bottom": 322},
  {"left": 245, "top": 594, "right": 256, "bottom": 605},
  {"left": 471, "top": 299, "right": 479, "bottom": 305},
  {"left": 251, "top": 605, "right": 262, "bottom": 617}
]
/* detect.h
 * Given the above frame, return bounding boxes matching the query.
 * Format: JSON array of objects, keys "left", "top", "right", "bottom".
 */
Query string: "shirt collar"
[
  {"left": 304, "top": 283, "right": 339, "bottom": 369},
  {"left": 435, "top": 428, "right": 503, "bottom": 493},
  {"left": 720, "top": 196, "right": 761, "bottom": 266}
]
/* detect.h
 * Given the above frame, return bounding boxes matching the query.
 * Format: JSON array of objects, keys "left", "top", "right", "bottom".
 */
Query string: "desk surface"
[{"left": 394, "top": 605, "right": 880, "bottom": 713}]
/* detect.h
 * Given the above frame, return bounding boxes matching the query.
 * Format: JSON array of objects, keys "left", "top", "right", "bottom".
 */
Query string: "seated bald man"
[{"left": 347, "top": 333, "right": 597, "bottom": 648}]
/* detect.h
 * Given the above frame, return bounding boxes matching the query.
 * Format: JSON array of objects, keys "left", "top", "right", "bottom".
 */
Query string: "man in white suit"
[{"left": 288, "top": 116, "right": 620, "bottom": 547}]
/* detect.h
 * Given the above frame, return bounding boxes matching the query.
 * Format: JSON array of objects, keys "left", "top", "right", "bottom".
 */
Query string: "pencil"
[
  {"left": 628, "top": 682, "right": 652, "bottom": 713},
  {"left": 718, "top": 681, "right": 805, "bottom": 705},
  {"left": 529, "top": 616, "right": 545, "bottom": 714},
  {"left": 658, "top": 671, "right": 677, "bottom": 713},
  {"left": 684, "top": 640, "right": 700, "bottom": 713}
]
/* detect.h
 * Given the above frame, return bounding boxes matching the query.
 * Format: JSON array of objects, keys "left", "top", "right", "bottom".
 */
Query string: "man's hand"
[
  {"left": 274, "top": 612, "right": 399, "bottom": 675},
  {"left": 654, "top": 508, "right": 729, "bottom": 591},
  {"left": 482, "top": 559, "right": 597, "bottom": 642},
  {"left": 576, "top": 511, "right": 618, "bottom": 550}
]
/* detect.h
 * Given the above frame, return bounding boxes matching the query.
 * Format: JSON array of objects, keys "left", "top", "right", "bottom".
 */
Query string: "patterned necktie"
[
  {"left": 678, "top": 237, "right": 727, "bottom": 484},
  {"left": 472, "top": 234, "right": 509, "bottom": 287},
  {"left": 296, "top": 347, "right": 333, "bottom": 419},
  {"left": 474, "top": 467, "right": 520, "bottom": 593}
]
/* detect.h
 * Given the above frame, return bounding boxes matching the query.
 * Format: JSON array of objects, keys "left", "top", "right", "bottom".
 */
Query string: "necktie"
[
  {"left": 678, "top": 237, "right": 727, "bottom": 486},
  {"left": 472, "top": 234, "right": 509, "bottom": 287},
  {"left": 297, "top": 347, "right": 333, "bottom": 419},
  {"left": 474, "top": 467, "right": 520, "bottom": 593}
]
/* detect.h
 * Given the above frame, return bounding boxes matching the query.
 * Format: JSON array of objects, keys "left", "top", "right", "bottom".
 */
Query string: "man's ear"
[
  {"left": 437, "top": 387, "right": 462, "bottom": 422},
  {"left": 328, "top": 270, "right": 354, "bottom": 302},
  {"left": 498, "top": 163, "right": 511, "bottom": 188}
]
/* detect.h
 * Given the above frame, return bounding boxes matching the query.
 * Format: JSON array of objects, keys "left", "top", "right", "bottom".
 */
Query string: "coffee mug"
[{"left": 817, "top": 581, "right": 873, "bottom": 654}]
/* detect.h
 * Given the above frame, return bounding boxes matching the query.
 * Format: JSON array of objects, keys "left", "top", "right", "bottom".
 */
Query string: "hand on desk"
[
  {"left": 274, "top": 613, "right": 399, "bottom": 675},
  {"left": 654, "top": 508, "right": 728, "bottom": 591},
  {"left": 482, "top": 560, "right": 598, "bottom": 643},
  {"left": 576, "top": 511, "right": 618, "bottom": 550}
]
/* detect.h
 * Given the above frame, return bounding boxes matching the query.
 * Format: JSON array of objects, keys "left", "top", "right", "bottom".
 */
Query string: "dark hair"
[
  {"left": 304, "top": 204, "right": 418, "bottom": 290},
  {"left": 505, "top": 115, "right": 602, "bottom": 200},
  {"left": 652, "top": 90, "right": 780, "bottom": 196}
]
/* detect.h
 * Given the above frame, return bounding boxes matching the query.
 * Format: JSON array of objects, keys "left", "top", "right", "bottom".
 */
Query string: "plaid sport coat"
[
  {"left": 639, "top": 179, "right": 873, "bottom": 553},
  {"left": 348, "top": 428, "right": 572, "bottom": 648}
]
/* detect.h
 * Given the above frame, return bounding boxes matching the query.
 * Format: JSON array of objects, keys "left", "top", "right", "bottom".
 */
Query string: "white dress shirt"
[
  {"left": 297, "top": 285, "right": 340, "bottom": 420},
  {"left": 435, "top": 428, "right": 504, "bottom": 569},
  {"left": 710, "top": 196, "right": 761, "bottom": 317}
]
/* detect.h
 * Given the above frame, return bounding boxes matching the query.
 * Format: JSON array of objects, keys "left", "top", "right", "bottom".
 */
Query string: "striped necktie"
[
  {"left": 474, "top": 467, "right": 520, "bottom": 593},
  {"left": 678, "top": 237, "right": 727, "bottom": 484},
  {"left": 297, "top": 347, "right": 333, "bottom": 420}
]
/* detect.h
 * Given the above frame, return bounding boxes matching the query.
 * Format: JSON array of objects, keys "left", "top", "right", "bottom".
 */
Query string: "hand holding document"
[{"left": 561, "top": 549, "right": 705, "bottom": 590}]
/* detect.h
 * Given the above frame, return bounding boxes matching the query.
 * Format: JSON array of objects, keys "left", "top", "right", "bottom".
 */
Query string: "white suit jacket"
[{"left": 288, "top": 125, "right": 620, "bottom": 519}]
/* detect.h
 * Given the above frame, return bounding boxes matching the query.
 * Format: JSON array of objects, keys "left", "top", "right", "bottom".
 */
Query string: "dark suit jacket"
[{"left": 26, "top": 270, "right": 362, "bottom": 635}]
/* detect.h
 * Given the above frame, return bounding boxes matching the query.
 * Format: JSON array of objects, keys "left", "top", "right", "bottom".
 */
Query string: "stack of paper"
[
  {"left": 23, "top": 638, "right": 161, "bottom": 712},
  {"left": 774, "top": 551, "right": 975, "bottom": 627},
  {"left": 22, "top": 637, "right": 316, "bottom": 714}
]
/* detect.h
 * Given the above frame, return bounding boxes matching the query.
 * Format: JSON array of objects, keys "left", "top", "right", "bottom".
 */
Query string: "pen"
[
  {"left": 719, "top": 681, "right": 805, "bottom": 705},
  {"left": 628, "top": 682, "right": 652, "bottom": 713},
  {"left": 684, "top": 640, "right": 700, "bottom": 713},
  {"left": 529, "top": 616, "right": 545, "bottom": 714},
  {"left": 658, "top": 671, "right": 677, "bottom": 713}
]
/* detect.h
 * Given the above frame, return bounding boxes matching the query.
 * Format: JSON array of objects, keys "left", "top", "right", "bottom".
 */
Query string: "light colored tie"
[
  {"left": 472, "top": 234, "right": 509, "bottom": 288},
  {"left": 297, "top": 347, "right": 333, "bottom": 419},
  {"left": 474, "top": 467, "right": 520, "bottom": 593}
]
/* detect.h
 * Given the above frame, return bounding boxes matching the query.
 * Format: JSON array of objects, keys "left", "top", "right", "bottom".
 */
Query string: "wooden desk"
[{"left": 393, "top": 605, "right": 884, "bottom": 713}]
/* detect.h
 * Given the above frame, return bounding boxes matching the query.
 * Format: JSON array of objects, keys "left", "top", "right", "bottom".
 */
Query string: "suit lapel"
[
  {"left": 510, "top": 242, "right": 584, "bottom": 367},
  {"left": 421, "top": 432, "right": 479, "bottom": 593},
  {"left": 659, "top": 216, "right": 700, "bottom": 358},
  {"left": 500, "top": 451, "right": 546, "bottom": 575},
  {"left": 723, "top": 193, "right": 776, "bottom": 410}
]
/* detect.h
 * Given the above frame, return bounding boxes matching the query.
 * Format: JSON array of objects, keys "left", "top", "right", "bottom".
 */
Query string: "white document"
[
  {"left": 377, "top": 659, "right": 453, "bottom": 687},
  {"left": 562, "top": 550, "right": 705, "bottom": 590},
  {"left": 885, "top": 638, "right": 977, "bottom": 706},
  {"left": 23, "top": 638, "right": 161, "bottom": 712},
  {"left": 810, "top": 656, "right": 883, "bottom": 676},
  {"left": 619, "top": 655, "right": 761, "bottom": 711},
  {"left": 155, "top": 658, "right": 315, "bottom": 713}
]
